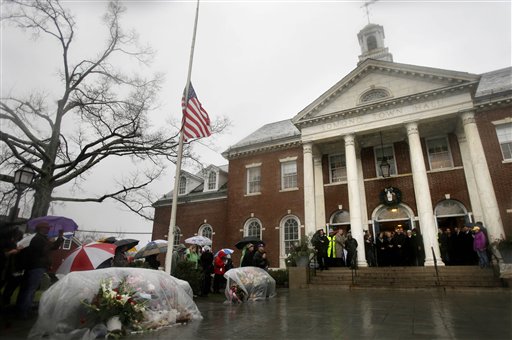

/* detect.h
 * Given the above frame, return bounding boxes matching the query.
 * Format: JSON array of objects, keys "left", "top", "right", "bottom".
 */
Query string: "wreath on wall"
[{"left": 379, "top": 187, "right": 402, "bottom": 206}]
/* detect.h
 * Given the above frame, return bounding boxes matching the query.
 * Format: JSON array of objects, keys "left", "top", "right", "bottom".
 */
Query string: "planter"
[
  {"left": 295, "top": 255, "right": 310, "bottom": 267},
  {"left": 498, "top": 247, "right": 512, "bottom": 263}
]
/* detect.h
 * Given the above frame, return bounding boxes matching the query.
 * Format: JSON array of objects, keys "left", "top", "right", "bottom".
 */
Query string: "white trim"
[
  {"left": 279, "top": 214, "right": 301, "bottom": 269},
  {"left": 279, "top": 156, "right": 298, "bottom": 162},
  {"left": 245, "top": 162, "right": 262, "bottom": 168},
  {"left": 244, "top": 217, "right": 263, "bottom": 239},
  {"left": 425, "top": 135, "right": 454, "bottom": 170},
  {"left": 491, "top": 117, "right": 512, "bottom": 125}
]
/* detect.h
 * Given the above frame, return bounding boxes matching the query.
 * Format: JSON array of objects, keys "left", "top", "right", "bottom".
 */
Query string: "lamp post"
[{"left": 9, "top": 165, "right": 36, "bottom": 223}]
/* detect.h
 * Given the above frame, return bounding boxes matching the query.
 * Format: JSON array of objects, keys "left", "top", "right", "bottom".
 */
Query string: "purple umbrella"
[{"left": 27, "top": 216, "right": 79, "bottom": 238}]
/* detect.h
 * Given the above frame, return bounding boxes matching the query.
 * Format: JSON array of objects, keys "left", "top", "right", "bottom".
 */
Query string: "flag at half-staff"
[{"left": 181, "top": 82, "right": 212, "bottom": 140}]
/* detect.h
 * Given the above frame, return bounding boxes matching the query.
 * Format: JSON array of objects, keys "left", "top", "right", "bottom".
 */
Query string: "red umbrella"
[{"left": 56, "top": 242, "right": 116, "bottom": 274}]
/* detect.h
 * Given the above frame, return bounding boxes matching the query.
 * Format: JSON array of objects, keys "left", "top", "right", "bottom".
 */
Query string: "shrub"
[
  {"left": 268, "top": 269, "right": 288, "bottom": 288},
  {"left": 173, "top": 261, "right": 202, "bottom": 295}
]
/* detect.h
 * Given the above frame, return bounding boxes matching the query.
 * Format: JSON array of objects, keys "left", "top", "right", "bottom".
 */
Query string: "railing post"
[{"left": 431, "top": 246, "right": 440, "bottom": 286}]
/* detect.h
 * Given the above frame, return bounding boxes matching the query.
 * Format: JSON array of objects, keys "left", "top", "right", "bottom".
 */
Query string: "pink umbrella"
[{"left": 56, "top": 242, "right": 116, "bottom": 274}]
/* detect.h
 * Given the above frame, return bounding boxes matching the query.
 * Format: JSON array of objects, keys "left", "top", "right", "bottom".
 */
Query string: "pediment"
[{"left": 292, "top": 59, "right": 480, "bottom": 125}]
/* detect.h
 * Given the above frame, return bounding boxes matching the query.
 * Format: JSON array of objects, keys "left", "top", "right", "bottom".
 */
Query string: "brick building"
[{"left": 152, "top": 23, "right": 511, "bottom": 269}]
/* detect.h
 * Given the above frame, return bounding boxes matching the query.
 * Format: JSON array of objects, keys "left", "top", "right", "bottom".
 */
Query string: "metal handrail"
[{"left": 431, "top": 246, "right": 440, "bottom": 286}]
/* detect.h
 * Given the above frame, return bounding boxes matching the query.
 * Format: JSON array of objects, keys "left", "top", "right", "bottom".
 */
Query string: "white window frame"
[
  {"left": 494, "top": 121, "right": 512, "bottom": 161},
  {"left": 178, "top": 176, "right": 187, "bottom": 195},
  {"left": 198, "top": 224, "right": 213, "bottom": 242},
  {"left": 206, "top": 170, "right": 218, "bottom": 191},
  {"left": 329, "top": 153, "right": 347, "bottom": 183},
  {"left": 426, "top": 136, "right": 454, "bottom": 170},
  {"left": 280, "top": 215, "right": 301, "bottom": 258},
  {"left": 374, "top": 144, "right": 397, "bottom": 177},
  {"left": 244, "top": 217, "right": 262, "bottom": 239},
  {"left": 173, "top": 226, "right": 182, "bottom": 246},
  {"left": 62, "top": 238, "right": 72, "bottom": 250},
  {"left": 280, "top": 158, "right": 298, "bottom": 190},
  {"left": 246, "top": 163, "right": 262, "bottom": 195}
]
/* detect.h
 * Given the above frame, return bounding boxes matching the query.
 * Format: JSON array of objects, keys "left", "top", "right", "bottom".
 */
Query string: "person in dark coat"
[
  {"left": 252, "top": 243, "right": 269, "bottom": 270},
  {"left": 364, "top": 231, "right": 376, "bottom": 267},
  {"left": 311, "top": 229, "right": 329, "bottom": 270},
  {"left": 241, "top": 243, "right": 255, "bottom": 267},
  {"left": 376, "top": 232, "right": 388, "bottom": 267},
  {"left": 412, "top": 228, "right": 425, "bottom": 266},
  {"left": 393, "top": 228, "right": 406, "bottom": 266},
  {"left": 199, "top": 246, "right": 214, "bottom": 296},
  {"left": 403, "top": 230, "right": 417, "bottom": 266},
  {"left": 16, "top": 223, "right": 63, "bottom": 318},
  {"left": 145, "top": 254, "right": 160, "bottom": 269},
  {"left": 345, "top": 232, "right": 358, "bottom": 269}
]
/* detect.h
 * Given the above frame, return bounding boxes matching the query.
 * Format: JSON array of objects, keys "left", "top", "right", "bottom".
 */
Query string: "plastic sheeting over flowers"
[
  {"left": 28, "top": 267, "right": 202, "bottom": 339},
  {"left": 223, "top": 267, "right": 276, "bottom": 303}
]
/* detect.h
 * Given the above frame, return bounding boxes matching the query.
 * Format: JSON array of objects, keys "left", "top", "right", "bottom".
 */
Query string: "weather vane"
[{"left": 361, "top": 0, "right": 378, "bottom": 24}]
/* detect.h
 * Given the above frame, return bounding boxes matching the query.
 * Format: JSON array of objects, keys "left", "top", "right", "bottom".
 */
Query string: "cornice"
[
  {"left": 295, "top": 81, "right": 478, "bottom": 129},
  {"left": 474, "top": 91, "right": 512, "bottom": 112},
  {"left": 223, "top": 138, "right": 302, "bottom": 160}
]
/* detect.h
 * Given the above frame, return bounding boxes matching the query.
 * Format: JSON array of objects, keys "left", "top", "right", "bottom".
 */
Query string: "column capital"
[
  {"left": 405, "top": 122, "right": 419, "bottom": 136},
  {"left": 303, "top": 142, "right": 313, "bottom": 154},
  {"left": 460, "top": 110, "right": 476, "bottom": 125},
  {"left": 344, "top": 134, "right": 355, "bottom": 147}
]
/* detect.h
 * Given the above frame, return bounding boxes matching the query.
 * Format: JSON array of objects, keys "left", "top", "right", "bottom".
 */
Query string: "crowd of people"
[
  {"left": 311, "top": 222, "right": 492, "bottom": 269},
  {"left": 168, "top": 241, "right": 270, "bottom": 297}
]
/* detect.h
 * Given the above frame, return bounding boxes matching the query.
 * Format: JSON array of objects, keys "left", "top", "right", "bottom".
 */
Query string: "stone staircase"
[{"left": 309, "top": 266, "right": 505, "bottom": 289}]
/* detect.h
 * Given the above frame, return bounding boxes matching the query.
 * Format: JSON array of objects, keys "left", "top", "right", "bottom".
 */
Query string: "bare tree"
[{"left": 0, "top": 0, "right": 228, "bottom": 220}]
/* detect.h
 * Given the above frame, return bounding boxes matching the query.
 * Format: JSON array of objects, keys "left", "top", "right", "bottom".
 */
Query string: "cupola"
[{"left": 357, "top": 23, "right": 393, "bottom": 65}]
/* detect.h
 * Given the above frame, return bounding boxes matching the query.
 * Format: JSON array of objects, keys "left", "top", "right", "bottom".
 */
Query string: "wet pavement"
[{"left": 2, "top": 288, "right": 512, "bottom": 339}]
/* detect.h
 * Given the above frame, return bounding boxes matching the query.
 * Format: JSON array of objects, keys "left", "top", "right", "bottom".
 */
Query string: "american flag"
[{"left": 181, "top": 83, "right": 212, "bottom": 141}]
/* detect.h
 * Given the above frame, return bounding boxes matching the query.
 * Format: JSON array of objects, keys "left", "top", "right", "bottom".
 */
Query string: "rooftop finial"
[{"left": 361, "top": 0, "right": 378, "bottom": 24}]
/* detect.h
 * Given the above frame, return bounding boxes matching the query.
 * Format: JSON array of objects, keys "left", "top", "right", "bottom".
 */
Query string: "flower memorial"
[
  {"left": 29, "top": 267, "right": 202, "bottom": 339},
  {"left": 81, "top": 277, "right": 146, "bottom": 334},
  {"left": 223, "top": 267, "right": 276, "bottom": 303}
]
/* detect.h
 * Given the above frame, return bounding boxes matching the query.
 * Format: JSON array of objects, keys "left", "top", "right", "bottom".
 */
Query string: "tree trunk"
[{"left": 31, "top": 183, "right": 53, "bottom": 218}]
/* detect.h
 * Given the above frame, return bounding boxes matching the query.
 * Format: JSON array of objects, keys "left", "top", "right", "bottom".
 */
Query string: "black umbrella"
[
  {"left": 114, "top": 238, "right": 139, "bottom": 250},
  {"left": 235, "top": 236, "right": 262, "bottom": 250}
]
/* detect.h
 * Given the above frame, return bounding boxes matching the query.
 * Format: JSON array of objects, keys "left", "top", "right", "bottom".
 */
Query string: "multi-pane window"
[
  {"left": 199, "top": 224, "right": 213, "bottom": 241},
  {"left": 329, "top": 154, "right": 347, "bottom": 183},
  {"left": 247, "top": 166, "right": 261, "bottom": 194},
  {"left": 207, "top": 171, "right": 217, "bottom": 190},
  {"left": 427, "top": 136, "right": 453, "bottom": 170},
  {"left": 283, "top": 217, "right": 300, "bottom": 255},
  {"left": 281, "top": 161, "right": 297, "bottom": 189},
  {"left": 496, "top": 123, "right": 512, "bottom": 160},
  {"left": 178, "top": 176, "right": 187, "bottom": 195},
  {"left": 244, "top": 218, "right": 262, "bottom": 239},
  {"left": 62, "top": 238, "right": 72, "bottom": 250},
  {"left": 173, "top": 226, "right": 181, "bottom": 246},
  {"left": 374, "top": 145, "right": 397, "bottom": 177}
]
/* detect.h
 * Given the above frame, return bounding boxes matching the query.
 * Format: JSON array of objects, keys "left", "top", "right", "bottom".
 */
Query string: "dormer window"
[
  {"left": 178, "top": 176, "right": 187, "bottom": 195},
  {"left": 207, "top": 171, "right": 217, "bottom": 191},
  {"left": 360, "top": 88, "right": 390, "bottom": 103}
]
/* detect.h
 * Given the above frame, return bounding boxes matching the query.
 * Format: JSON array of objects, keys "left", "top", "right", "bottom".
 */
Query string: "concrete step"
[{"left": 308, "top": 266, "right": 504, "bottom": 289}]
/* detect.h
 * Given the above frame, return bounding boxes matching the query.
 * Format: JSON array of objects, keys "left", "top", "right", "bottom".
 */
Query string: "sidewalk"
[{"left": 2, "top": 288, "right": 511, "bottom": 339}]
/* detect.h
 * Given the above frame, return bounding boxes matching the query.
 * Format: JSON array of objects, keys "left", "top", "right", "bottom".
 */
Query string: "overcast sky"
[{"left": 2, "top": 0, "right": 510, "bottom": 246}]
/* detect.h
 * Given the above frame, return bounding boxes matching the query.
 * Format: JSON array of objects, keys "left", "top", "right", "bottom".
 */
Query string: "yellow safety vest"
[{"left": 327, "top": 235, "right": 336, "bottom": 258}]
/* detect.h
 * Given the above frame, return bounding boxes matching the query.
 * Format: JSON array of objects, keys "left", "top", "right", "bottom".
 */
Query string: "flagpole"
[{"left": 165, "top": 0, "right": 201, "bottom": 275}]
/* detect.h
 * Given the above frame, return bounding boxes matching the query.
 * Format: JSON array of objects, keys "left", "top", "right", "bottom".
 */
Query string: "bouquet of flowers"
[{"left": 81, "top": 276, "right": 147, "bottom": 335}]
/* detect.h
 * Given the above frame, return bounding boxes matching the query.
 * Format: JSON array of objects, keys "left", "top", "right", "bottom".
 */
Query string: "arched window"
[
  {"left": 372, "top": 203, "right": 415, "bottom": 236},
  {"left": 434, "top": 199, "right": 468, "bottom": 232},
  {"left": 244, "top": 218, "right": 262, "bottom": 239},
  {"left": 178, "top": 176, "right": 187, "bottom": 195},
  {"left": 360, "top": 89, "right": 390, "bottom": 103},
  {"left": 199, "top": 224, "right": 213, "bottom": 242},
  {"left": 281, "top": 215, "right": 300, "bottom": 256},
  {"left": 367, "top": 35, "right": 377, "bottom": 50}
]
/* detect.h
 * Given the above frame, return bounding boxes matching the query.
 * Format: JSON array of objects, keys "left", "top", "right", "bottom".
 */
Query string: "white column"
[
  {"left": 314, "top": 155, "right": 326, "bottom": 232},
  {"left": 303, "top": 142, "right": 316, "bottom": 236},
  {"left": 457, "top": 133, "right": 484, "bottom": 222},
  {"left": 356, "top": 152, "right": 369, "bottom": 231},
  {"left": 405, "top": 122, "right": 443, "bottom": 266},
  {"left": 344, "top": 134, "right": 367, "bottom": 267},
  {"left": 461, "top": 111, "right": 505, "bottom": 242}
]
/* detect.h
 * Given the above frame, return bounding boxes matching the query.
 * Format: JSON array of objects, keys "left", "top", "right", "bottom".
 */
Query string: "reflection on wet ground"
[{"left": 133, "top": 288, "right": 512, "bottom": 339}]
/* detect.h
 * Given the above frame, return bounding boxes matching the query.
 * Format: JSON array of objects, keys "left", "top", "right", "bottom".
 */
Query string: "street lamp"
[{"left": 9, "top": 165, "right": 36, "bottom": 223}]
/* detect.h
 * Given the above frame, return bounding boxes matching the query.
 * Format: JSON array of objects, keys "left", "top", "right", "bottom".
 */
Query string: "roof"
[
  {"left": 226, "top": 119, "right": 300, "bottom": 150},
  {"left": 475, "top": 67, "right": 512, "bottom": 98}
]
